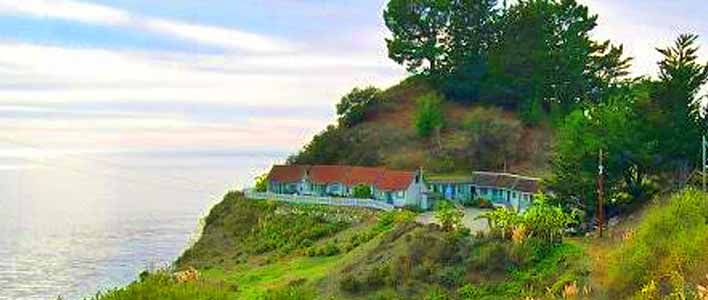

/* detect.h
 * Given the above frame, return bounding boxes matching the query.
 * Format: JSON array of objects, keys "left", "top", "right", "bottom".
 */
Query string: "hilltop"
[{"left": 287, "top": 77, "right": 553, "bottom": 178}]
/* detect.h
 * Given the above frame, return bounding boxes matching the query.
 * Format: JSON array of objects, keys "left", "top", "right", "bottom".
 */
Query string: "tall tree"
[
  {"left": 383, "top": 0, "right": 452, "bottom": 74},
  {"left": 442, "top": 0, "right": 498, "bottom": 101},
  {"left": 650, "top": 34, "right": 708, "bottom": 183},
  {"left": 483, "top": 0, "right": 630, "bottom": 123},
  {"left": 551, "top": 82, "right": 657, "bottom": 219},
  {"left": 336, "top": 86, "right": 382, "bottom": 128},
  {"left": 587, "top": 41, "right": 633, "bottom": 103}
]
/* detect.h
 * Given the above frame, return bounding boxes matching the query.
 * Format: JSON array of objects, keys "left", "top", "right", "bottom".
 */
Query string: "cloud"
[
  {"left": 0, "top": 42, "right": 402, "bottom": 106},
  {"left": 0, "top": 0, "right": 294, "bottom": 53},
  {"left": 0, "top": 1, "right": 406, "bottom": 154},
  {"left": 0, "top": 0, "right": 130, "bottom": 25}
]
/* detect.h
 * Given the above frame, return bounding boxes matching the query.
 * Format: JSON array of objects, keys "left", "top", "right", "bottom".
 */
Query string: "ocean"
[{"left": 0, "top": 150, "right": 285, "bottom": 300}]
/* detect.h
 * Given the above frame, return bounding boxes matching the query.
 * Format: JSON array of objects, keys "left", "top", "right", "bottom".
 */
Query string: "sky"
[{"left": 0, "top": 0, "right": 706, "bottom": 159}]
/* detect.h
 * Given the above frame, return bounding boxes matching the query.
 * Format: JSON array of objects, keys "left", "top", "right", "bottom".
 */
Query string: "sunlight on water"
[{"left": 0, "top": 150, "right": 283, "bottom": 300}]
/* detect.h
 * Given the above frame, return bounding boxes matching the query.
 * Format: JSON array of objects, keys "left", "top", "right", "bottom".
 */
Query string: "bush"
[
  {"left": 262, "top": 284, "right": 316, "bottom": 300},
  {"left": 254, "top": 173, "right": 268, "bottom": 192},
  {"left": 434, "top": 200, "right": 464, "bottom": 232},
  {"left": 336, "top": 86, "right": 382, "bottom": 128},
  {"left": 94, "top": 271, "right": 230, "bottom": 300},
  {"left": 521, "top": 194, "right": 578, "bottom": 244},
  {"left": 352, "top": 184, "right": 373, "bottom": 199},
  {"left": 458, "top": 107, "right": 522, "bottom": 170},
  {"left": 477, "top": 207, "right": 520, "bottom": 240},
  {"left": 340, "top": 274, "right": 362, "bottom": 293},
  {"left": 608, "top": 189, "right": 708, "bottom": 298},
  {"left": 414, "top": 92, "right": 445, "bottom": 138},
  {"left": 425, "top": 287, "right": 450, "bottom": 300}
]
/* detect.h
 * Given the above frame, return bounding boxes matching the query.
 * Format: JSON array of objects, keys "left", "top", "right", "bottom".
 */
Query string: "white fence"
[{"left": 244, "top": 189, "right": 395, "bottom": 211}]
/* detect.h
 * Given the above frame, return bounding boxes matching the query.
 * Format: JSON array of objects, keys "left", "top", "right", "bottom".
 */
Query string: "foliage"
[
  {"left": 442, "top": 0, "right": 498, "bottom": 100},
  {"left": 286, "top": 124, "right": 384, "bottom": 166},
  {"left": 94, "top": 271, "right": 232, "bottom": 300},
  {"left": 458, "top": 241, "right": 588, "bottom": 300},
  {"left": 262, "top": 284, "right": 316, "bottom": 300},
  {"left": 382, "top": 0, "right": 631, "bottom": 121},
  {"left": 373, "top": 0, "right": 626, "bottom": 121},
  {"left": 478, "top": 193, "right": 577, "bottom": 244},
  {"left": 608, "top": 189, "right": 708, "bottom": 298},
  {"left": 522, "top": 194, "right": 578, "bottom": 243},
  {"left": 482, "top": 0, "right": 630, "bottom": 123},
  {"left": 336, "top": 86, "right": 382, "bottom": 128},
  {"left": 458, "top": 106, "right": 522, "bottom": 170},
  {"left": 551, "top": 34, "right": 708, "bottom": 221},
  {"left": 383, "top": 0, "right": 452, "bottom": 74},
  {"left": 351, "top": 184, "right": 373, "bottom": 199},
  {"left": 414, "top": 92, "right": 445, "bottom": 138},
  {"left": 254, "top": 173, "right": 268, "bottom": 192},
  {"left": 434, "top": 200, "right": 464, "bottom": 232},
  {"left": 478, "top": 206, "right": 520, "bottom": 239},
  {"left": 176, "top": 192, "right": 374, "bottom": 269},
  {"left": 649, "top": 34, "right": 708, "bottom": 179}
]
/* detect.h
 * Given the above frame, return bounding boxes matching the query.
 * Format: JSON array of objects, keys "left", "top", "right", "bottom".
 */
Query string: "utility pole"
[
  {"left": 597, "top": 148, "right": 605, "bottom": 238},
  {"left": 703, "top": 135, "right": 706, "bottom": 192}
]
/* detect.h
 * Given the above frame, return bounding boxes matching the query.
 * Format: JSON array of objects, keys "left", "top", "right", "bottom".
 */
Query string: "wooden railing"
[{"left": 243, "top": 189, "right": 394, "bottom": 211}]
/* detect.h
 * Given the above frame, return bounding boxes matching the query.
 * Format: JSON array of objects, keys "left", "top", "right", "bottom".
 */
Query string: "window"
[
  {"left": 480, "top": 188, "right": 488, "bottom": 194},
  {"left": 397, "top": 191, "right": 405, "bottom": 198}
]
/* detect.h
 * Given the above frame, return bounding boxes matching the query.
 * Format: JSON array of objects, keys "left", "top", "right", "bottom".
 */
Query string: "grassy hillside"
[
  {"left": 289, "top": 77, "right": 553, "bottom": 177},
  {"left": 94, "top": 192, "right": 592, "bottom": 300},
  {"left": 93, "top": 192, "right": 410, "bottom": 300},
  {"left": 587, "top": 189, "right": 708, "bottom": 299}
]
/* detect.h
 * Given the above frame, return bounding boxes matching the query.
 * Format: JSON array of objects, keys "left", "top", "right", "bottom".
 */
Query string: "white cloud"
[
  {"left": 0, "top": 42, "right": 402, "bottom": 106},
  {"left": 0, "top": 0, "right": 130, "bottom": 25},
  {"left": 0, "top": 1, "right": 406, "bottom": 153},
  {"left": 141, "top": 19, "right": 295, "bottom": 53},
  {"left": 580, "top": 0, "right": 708, "bottom": 78},
  {"left": 0, "top": 41, "right": 403, "bottom": 151},
  {"left": 0, "top": 0, "right": 294, "bottom": 53}
]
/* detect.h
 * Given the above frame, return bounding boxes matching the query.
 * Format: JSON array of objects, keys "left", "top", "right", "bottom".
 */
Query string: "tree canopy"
[{"left": 384, "top": 0, "right": 632, "bottom": 123}]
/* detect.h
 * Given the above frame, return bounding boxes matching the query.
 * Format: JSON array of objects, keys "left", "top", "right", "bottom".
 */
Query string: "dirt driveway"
[{"left": 416, "top": 207, "right": 490, "bottom": 233}]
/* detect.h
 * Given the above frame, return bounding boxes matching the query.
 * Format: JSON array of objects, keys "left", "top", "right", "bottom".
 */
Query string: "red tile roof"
[
  {"left": 309, "top": 165, "right": 351, "bottom": 184},
  {"left": 375, "top": 170, "right": 416, "bottom": 191},
  {"left": 345, "top": 166, "right": 385, "bottom": 186},
  {"left": 265, "top": 165, "right": 416, "bottom": 191},
  {"left": 266, "top": 165, "right": 308, "bottom": 183}
]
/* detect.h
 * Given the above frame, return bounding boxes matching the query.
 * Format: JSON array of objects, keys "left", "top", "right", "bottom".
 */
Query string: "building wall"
[
  {"left": 268, "top": 174, "right": 426, "bottom": 209},
  {"left": 428, "top": 182, "right": 536, "bottom": 210},
  {"left": 268, "top": 181, "right": 299, "bottom": 194}
]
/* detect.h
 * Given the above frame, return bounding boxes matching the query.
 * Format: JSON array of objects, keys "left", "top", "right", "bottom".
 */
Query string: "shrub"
[
  {"left": 434, "top": 200, "right": 464, "bottom": 232},
  {"left": 521, "top": 194, "right": 578, "bottom": 244},
  {"left": 425, "top": 287, "right": 450, "bottom": 300},
  {"left": 608, "top": 189, "right": 708, "bottom": 297},
  {"left": 414, "top": 92, "right": 445, "bottom": 138},
  {"left": 352, "top": 184, "right": 373, "bottom": 199},
  {"left": 336, "top": 86, "right": 382, "bottom": 128},
  {"left": 94, "top": 271, "right": 230, "bottom": 300},
  {"left": 254, "top": 173, "right": 268, "bottom": 192},
  {"left": 477, "top": 207, "right": 520, "bottom": 240},
  {"left": 262, "top": 284, "right": 316, "bottom": 300},
  {"left": 340, "top": 274, "right": 362, "bottom": 293},
  {"left": 459, "top": 107, "right": 521, "bottom": 170}
]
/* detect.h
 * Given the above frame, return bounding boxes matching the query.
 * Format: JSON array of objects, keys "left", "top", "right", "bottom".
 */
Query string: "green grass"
[
  {"left": 202, "top": 256, "right": 343, "bottom": 299},
  {"left": 95, "top": 191, "right": 595, "bottom": 300},
  {"left": 96, "top": 192, "right": 390, "bottom": 300},
  {"left": 607, "top": 189, "right": 708, "bottom": 298},
  {"left": 93, "top": 272, "right": 233, "bottom": 300}
]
